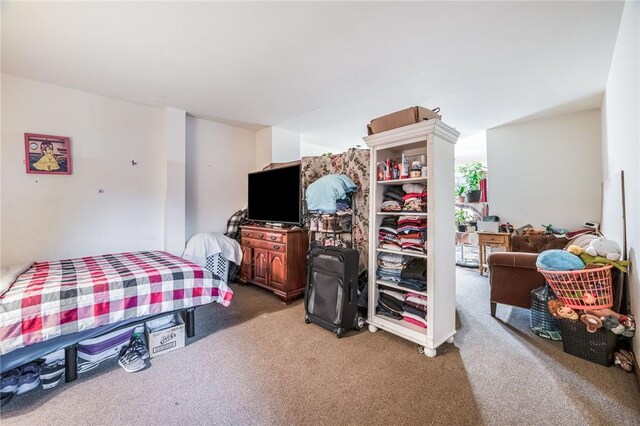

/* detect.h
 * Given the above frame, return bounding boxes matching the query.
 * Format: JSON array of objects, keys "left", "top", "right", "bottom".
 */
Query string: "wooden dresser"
[{"left": 239, "top": 225, "right": 308, "bottom": 304}]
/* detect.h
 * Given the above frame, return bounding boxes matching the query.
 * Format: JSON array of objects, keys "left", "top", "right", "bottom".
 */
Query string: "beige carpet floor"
[{"left": 1, "top": 268, "right": 639, "bottom": 425}]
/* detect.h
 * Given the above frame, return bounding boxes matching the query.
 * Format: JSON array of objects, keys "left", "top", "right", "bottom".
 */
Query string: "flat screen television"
[{"left": 247, "top": 164, "right": 301, "bottom": 225}]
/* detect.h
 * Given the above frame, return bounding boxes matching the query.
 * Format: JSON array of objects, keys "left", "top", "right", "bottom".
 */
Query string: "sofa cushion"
[{"left": 511, "top": 234, "right": 570, "bottom": 253}]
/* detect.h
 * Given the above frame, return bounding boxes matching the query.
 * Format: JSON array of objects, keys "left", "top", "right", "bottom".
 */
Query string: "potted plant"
[
  {"left": 458, "top": 162, "right": 487, "bottom": 203},
  {"left": 455, "top": 185, "right": 466, "bottom": 203},
  {"left": 455, "top": 209, "right": 470, "bottom": 232}
]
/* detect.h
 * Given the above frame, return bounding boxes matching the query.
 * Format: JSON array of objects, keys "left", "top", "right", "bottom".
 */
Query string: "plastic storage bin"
[{"left": 559, "top": 318, "right": 618, "bottom": 366}]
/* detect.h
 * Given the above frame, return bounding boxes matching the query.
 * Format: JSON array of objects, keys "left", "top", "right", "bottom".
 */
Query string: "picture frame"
[{"left": 24, "top": 133, "right": 72, "bottom": 175}]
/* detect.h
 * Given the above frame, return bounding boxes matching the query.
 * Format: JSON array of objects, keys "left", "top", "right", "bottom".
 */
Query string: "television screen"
[{"left": 247, "top": 164, "right": 301, "bottom": 224}]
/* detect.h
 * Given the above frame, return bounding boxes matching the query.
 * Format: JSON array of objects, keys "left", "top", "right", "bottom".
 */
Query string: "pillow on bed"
[{"left": 1, "top": 262, "right": 33, "bottom": 296}]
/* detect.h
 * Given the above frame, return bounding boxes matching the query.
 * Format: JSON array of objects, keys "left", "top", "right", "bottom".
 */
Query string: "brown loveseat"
[{"left": 488, "top": 234, "right": 569, "bottom": 316}]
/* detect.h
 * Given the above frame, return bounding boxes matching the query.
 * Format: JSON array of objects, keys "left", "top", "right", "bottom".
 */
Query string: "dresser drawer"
[
  {"left": 479, "top": 234, "right": 509, "bottom": 244},
  {"left": 242, "top": 230, "right": 285, "bottom": 243},
  {"left": 264, "top": 232, "right": 285, "bottom": 243},
  {"left": 243, "top": 238, "right": 286, "bottom": 252}
]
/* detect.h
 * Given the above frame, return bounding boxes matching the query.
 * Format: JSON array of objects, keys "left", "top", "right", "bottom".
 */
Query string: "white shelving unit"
[{"left": 363, "top": 120, "right": 459, "bottom": 357}]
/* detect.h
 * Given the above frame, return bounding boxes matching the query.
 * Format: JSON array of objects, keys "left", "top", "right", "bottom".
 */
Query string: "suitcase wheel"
[
  {"left": 336, "top": 327, "right": 345, "bottom": 338},
  {"left": 304, "top": 315, "right": 311, "bottom": 324},
  {"left": 353, "top": 315, "right": 365, "bottom": 331}
]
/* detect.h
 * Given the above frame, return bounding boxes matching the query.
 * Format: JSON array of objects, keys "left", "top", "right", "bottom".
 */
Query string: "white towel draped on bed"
[{"left": 182, "top": 232, "right": 243, "bottom": 267}]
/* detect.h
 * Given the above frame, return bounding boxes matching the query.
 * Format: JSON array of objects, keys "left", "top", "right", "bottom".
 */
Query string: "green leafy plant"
[
  {"left": 458, "top": 162, "right": 487, "bottom": 191},
  {"left": 455, "top": 208, "right": 471, "bottom": 226},
  {"left": 455, "top": 185, "right": 466, "bottom": 197}
]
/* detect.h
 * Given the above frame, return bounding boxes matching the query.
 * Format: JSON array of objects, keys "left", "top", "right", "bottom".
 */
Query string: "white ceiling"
[{"left": 2, "top": 1, "right": 624, "bottom": 150}]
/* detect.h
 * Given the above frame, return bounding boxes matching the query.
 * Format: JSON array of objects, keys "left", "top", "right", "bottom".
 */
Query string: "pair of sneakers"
[
  {"left": 118, "top": 334, "right": 150, "bottom": 373},
  {"left": 1, "top": 362, "right": 42, "bottom": 402},
  {"left": 40, "top": 359, "right": 66, "bottom": 389}
]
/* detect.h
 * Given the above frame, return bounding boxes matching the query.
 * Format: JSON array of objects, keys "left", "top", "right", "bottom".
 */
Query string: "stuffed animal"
[
  {"left": 585, "top": 237, "right": 622, "bottom": 261},
  {"left": 566, "top": 245, "right": 585, "bottom": 256},
  {"left": 542, "top": 224, "right": 569, "bottom": 235},
  {"left": 523, "top": 227, "right": 545, "bottom": 236}
]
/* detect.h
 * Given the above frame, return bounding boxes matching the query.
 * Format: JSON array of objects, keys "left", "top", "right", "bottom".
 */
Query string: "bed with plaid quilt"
[{"left": 0, "top": 251, "right": 233, "bottom": 355}]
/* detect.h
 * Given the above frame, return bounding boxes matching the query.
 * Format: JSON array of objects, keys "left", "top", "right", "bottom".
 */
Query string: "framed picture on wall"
[{"left": 24, "top": 133, "right": 72, "bottom": 174}]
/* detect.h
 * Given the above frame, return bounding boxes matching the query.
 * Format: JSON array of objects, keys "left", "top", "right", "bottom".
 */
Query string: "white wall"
[
  {"left": 1, "top": 75, "right": 165, "bottom": 265},
  {"left": 255, "top": 127, "right": 272, "bottom": 171},
  {"left": 254, "top": 126, "right": 301, "bottom": 170},
  {"left": 271, "top": 127, "right": 300, "bottom": 163},
  {"left": 601, "top": 1, "right": 639, "bottom": 357},
  {"left": 163, "top": 107, "right": 186, "bottom": 255},
  {"left": 487, "top": 109, "right": 602, "bottom": 229},
  {"left": 455, "top": 130, "right": 487, "bottom": 167},
  {"left": 185, "top": 116, "right": 256, "bottom": 238}
]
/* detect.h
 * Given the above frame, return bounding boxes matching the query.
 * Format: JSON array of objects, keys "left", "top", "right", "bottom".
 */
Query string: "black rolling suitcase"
[{"left": 304, "top": 246, "right": 364, "bottom": 338}]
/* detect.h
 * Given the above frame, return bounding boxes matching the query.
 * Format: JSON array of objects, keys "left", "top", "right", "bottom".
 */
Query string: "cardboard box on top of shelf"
[{"left": 367, "top": 106, "right": 442, "bottom": 135}]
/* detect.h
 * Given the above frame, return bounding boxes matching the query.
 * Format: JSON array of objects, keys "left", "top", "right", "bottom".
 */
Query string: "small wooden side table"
[{"left": 477, "top": 232, "right": 511, "bottom": 275}]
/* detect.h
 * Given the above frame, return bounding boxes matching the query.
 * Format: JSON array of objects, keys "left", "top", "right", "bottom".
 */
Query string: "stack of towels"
[
  {"left": 376, "top": 288, "right": 428, "bottom": 328},
  {"left": 402, "top": 183, "right": 427, "bottom": 212},
  {"left": 376, "top": 253, "right": 427, "bottom": 292},
  {"left": 397, "top": 216, "right": 427, "bottom": 253},
  {"left": 379, "top": 217, "right": 400, "bottom": 251}
]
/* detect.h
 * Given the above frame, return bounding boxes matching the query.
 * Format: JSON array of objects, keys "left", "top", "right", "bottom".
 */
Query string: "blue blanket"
[{"left": 306, "top": 174, "right": 358, "bottom": 213}]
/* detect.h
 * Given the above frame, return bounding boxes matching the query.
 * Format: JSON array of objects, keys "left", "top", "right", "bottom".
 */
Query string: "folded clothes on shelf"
[
  {"left": 404, "top": 299, "right": 427, "bottom": 312},
  {"left": 406, "top": 292, "right": 428, "bottom": 307},
  {"left": 381, "top": 200, "right": 402, "bottom": 212},
  {"left": 402, "top": 304, "right": 426, "bottom": 319},
  {"left": 376, "top": 283, "right": 429, "bottom": 328},
  {"left": 377, "top": 269, "right": 401, "bottom": 283},
  {"left": 396, "top": 216, "right": 427, "bottom": 254},
  {"left": 401, "top": 183, "right": 427, "bottom": 212},
  {"left": 402, "top": 183, "right": 426, "bottom": 194},
  {"left": 385, "top": 185, "right": 406, "bottom": 200},
  {"left": 376, "top": 253, "right": 427, "bottom": 291},
  {"left": 377, "top": 293, "right": 404, "bottom": 320},
  {"left": 403, "top": 312, "right": 428, "bottom": 328},
  {"left": 380, "top": 288, "right": 405, "bottom": 303}
]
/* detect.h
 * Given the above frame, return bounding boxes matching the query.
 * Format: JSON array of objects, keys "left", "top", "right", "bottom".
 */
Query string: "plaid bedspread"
[{"left": 0, "top": 251, "right": 233, "bottom": 355}]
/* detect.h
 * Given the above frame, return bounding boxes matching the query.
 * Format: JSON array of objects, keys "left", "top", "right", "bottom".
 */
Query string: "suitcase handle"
[{"left": 304, "top": 254, "right": 313, "bottom": 311}]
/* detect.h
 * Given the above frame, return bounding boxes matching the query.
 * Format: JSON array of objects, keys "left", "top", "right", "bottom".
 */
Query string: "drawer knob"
[
  {"left": 273, "top": 245, "right": 280, "bottom": 250},
  {"left": 270, "top": 236, "right": 276, "bottom": 241},
  {"left": 258, "top": 234, "right": 264, "bottom": 238}
]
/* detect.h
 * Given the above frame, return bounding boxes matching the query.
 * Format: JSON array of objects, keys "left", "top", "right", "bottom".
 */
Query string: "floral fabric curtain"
[{"left": 301, "top": 148, "right": 370, "bottom": 271}]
